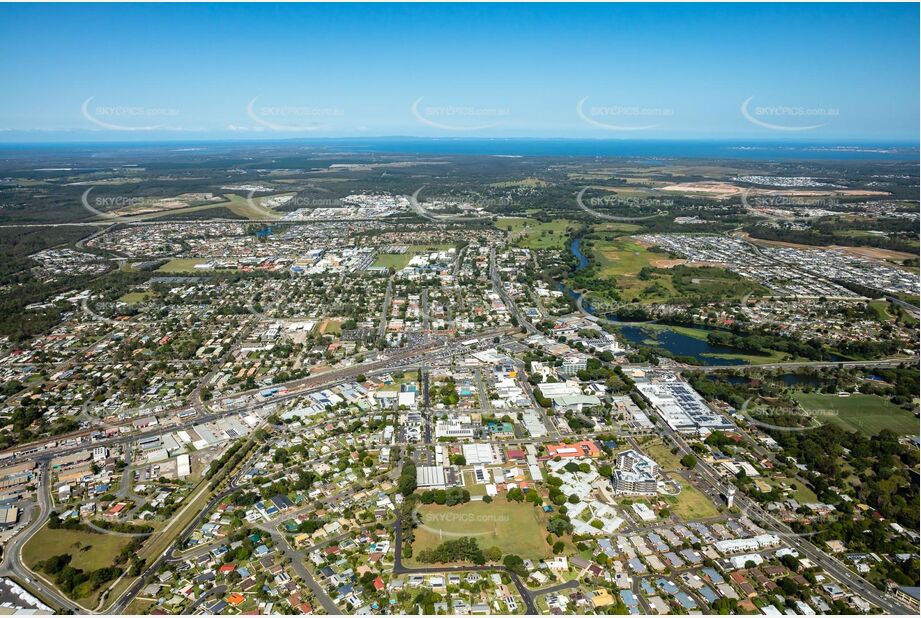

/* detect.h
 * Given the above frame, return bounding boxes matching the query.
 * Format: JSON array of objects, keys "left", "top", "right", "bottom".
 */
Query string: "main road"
[
  {"left": 489, "top": 247, "right": 538, "bottom": 335},
  {"left": 0, "top": 462, "right": 86, "bottom": 613},
  {"left": 0, "top": 326, "right": 515, "bottom": 465},
  {"left": 658, "top": 423, "right": 912, "bottom": 614}
]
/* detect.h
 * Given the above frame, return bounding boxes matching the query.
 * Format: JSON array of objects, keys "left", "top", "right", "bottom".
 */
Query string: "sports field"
[
  {"left": 412, "top": 500, "right": 551, "bottom": 561},
  {"left": 793, "top": 392, "right": 919, "bottom": 436},
  {"left": 155, "top": 258, "right": 212, "bottom": 273}
]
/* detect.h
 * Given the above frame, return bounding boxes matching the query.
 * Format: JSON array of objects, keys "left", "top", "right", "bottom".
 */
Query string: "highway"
[
  {"left": 681, "top": 356, "right": 919, "bottom": 372},
  {"left": 409, "top": 186, "right": 492, "bottom": 223},
  {"left": 0, "top": 327, "right": 514, "bottom": 465},
  {"left": 575, "top": 186, "right": 660, "bottom": 222}
]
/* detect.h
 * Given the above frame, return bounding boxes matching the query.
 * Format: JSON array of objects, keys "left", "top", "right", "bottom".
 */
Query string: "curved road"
[
  {"left": 575, "top": 187, "right": 661, "bottom": 222},
  {"left": 410, "top": 186, "right": 492, "bottom": 223},
  {"left": 0, "top": 463, "right": 86, "bottom": 613}
]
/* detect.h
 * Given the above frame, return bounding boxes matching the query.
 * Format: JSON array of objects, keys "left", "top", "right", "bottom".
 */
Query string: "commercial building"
[
  {"left": 416, "top": 466, "right": 459, "bottom": 489},
  {"left": 462, "top": 443, "right": 500, "bottom": 466},
  {"left": 546, "top": 441, "right": 601, "bottom": 459},
  {"left": 636, "top": 376, "right": 734, "bottom": 433}
]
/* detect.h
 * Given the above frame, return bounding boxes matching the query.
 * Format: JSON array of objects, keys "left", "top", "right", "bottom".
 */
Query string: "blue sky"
[{"left": 0, "top": 2, "right": 918, "bottom": 141}]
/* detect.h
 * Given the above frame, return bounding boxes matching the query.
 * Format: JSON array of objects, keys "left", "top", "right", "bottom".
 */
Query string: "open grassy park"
[
  {"left": 411, "top": 499, "right": 551, "bottom": 562},
  {"left": 117, "top": 291, "right": 152, "bottom": 305},
  {"left": 793, "top": 392, "right": 919, "bottom": 436},
  {"left": 155, "top": 258, "right": 212, "bottom": 273},
  {"left": 496, "top": 217, "right": 576, "bottom": 250},
  {"left": 664, "top": 474, "right": 720, "bottom": 520},
  {"left": 153, "top": 257, "right": 245, "bottom": 274},
  {"left": 23, "top": 524, "right": 131, "bottom": 573},
  {"left": 639, "top": 439, "right": 684, "bottom": 471},
  {"left": 23, "top": 524, "right": 133, "bottom": 604},
  {"left": 592, "top": 236, "right": 661, "bottom": 278}
]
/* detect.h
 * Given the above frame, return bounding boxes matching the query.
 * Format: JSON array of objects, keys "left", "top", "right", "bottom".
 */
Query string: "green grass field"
[
  {"left": 461, "top": 470, "right": 488, "bottom": 497},
  {"left": 23, "top": 524, "right": 130, "bottom": 573},
  {"left": 377, "top": 370, "right": 418, "bottom": 392},
  {"left": 117, "top": 291, "right": 152, "bottom": 305},
  {"left": 584, "top": 235, "right": 681, "bottom": 304},
  {"left": 665, "top": 474, "right": 720, "bottom": 520},
  {"left": 759, "top": 476, "right": 819, "bottom": 504},
  {"left": 793, "top": 392, "right": 919, "bottom": 436},
  {"left": 867, "top": 300, "right": 891, "bottom": 322},
  {"left": 111, "top": 192, "right": 285, "bottom": 222},
  {"left": 373, "top": 253, "right": 412, "bottom": 269},
  {"left": 595, "top": 222, "right": 642, "bottom": 234},
  {"left": 586, "top": 236, "right": 768, "bottom": 305},
  {"left": 412, "top": 499, "right": 551, "bottom": 562},
  {"left": 155, "top": 258, "right": 213, "bottom": 273},
  {"left": 592, "top": 237, "right": 658, "bottom": 277},
  {"left": 496, "top": 217, "right": 575, "bottom": 250},
  {"left": 640, "top": 440, "right": 683, "bottom": 471},
  {"left": 23, "top": 524, "right": 132, "bottom": 604}
]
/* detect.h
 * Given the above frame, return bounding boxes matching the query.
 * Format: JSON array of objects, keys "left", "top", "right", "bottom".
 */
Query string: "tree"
[
  {"left": 502, "top": 554, "right": 527, "bottom": 577},
  {"left": 399, "top": 461, "right": 417, "bottom": 497},
  {"left": 680, "top": 454, "right": 698, "bottom": 469}
]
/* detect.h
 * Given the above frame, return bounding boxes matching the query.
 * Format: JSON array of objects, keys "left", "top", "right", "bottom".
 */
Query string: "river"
[{"left": 565, "top": 235, "right": 752, "bottom": 366}]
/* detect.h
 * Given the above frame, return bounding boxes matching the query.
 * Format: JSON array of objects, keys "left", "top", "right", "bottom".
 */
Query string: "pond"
[
  {"left": 618, "top": 325, "right": 750, "bottom": 366},
  {"left": 565, "top": 236, "right": 751, "bottom": 365},
  {"left": 777, "top": 373, "right": 824, "bottom": 387}
]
